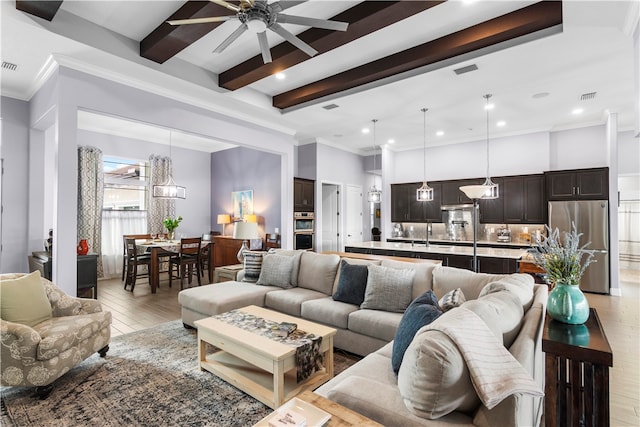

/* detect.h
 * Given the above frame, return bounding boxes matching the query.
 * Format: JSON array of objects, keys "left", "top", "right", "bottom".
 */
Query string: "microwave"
[{"left": 294, "top": 212, "right": 314, "bottom": 232}]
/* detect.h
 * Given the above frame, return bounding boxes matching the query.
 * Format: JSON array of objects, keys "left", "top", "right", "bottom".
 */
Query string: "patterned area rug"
[{"left": 1, "top": 320, "right": 360, "bottom": 427}]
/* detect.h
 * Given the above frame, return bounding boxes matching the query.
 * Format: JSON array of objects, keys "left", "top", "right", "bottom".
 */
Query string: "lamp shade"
[
  {"left": 459, "top": 185, "right": 490, "bottom": 200},
  {"left": 233, "top": 222, "right": 259, "bottom": 240},
  {"left": 217, "top": 214, "right": 231, "bottom": 225},
  {"left": 244, "top": 214, "right": 258, "bottom": 223},
  {"left": 153, "top": 175, "right": 186, "bottom": 199}
]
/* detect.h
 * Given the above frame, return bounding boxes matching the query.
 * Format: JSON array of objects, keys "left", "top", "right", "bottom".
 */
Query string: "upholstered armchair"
[{"left": 0, "top": 272, "right": 112, "bottom": 399}]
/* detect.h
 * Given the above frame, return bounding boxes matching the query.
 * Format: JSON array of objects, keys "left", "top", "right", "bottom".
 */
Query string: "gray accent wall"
[{"left": 211, "top": 146, "right": 281, "bottom": 237}]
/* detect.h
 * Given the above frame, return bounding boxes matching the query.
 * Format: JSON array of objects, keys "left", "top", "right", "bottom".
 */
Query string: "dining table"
[{"left": 135, "top": 239, "right": 214, "bottom": 293}]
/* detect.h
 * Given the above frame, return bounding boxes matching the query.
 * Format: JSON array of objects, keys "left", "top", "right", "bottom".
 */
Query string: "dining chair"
[
  {"left": 124, "top": 238, "right": 152, "bottom": 292},
  {"left": 122, "top": 234, "right": 151, "bottom": 282},
  {"left": 169, "top": 237, "right": 202, "bottom": 290}
]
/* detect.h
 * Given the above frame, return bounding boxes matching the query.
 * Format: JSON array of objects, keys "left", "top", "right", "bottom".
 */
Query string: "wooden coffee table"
[{"left": 195, "top": 305, "right": 337, "bottom": 409}]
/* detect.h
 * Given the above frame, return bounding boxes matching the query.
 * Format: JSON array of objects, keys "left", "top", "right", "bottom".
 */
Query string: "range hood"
[{"left": 440, "top": 204, "right": 475, "bottom": 211}]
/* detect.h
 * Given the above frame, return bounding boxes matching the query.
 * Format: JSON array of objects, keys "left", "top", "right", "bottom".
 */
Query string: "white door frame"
[{"left": 320, "top": 181, "right": 341, "bottom": 252}]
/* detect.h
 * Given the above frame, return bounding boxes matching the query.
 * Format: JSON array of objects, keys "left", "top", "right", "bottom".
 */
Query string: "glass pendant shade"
[
  {"left": 417, "top": 108, "right": 433, "bottom": 201},
  {"left": 416, "top": 182, "right": 434, "bottom": 201},
  {"left": 481, "top": 94, "right": 499, "bottom": 200},
  {"left": 367, "top": 119, "right": 382, "bottom": 203},
  {"left": 153, "top": 175, "right": 186, "bottom": 199}
]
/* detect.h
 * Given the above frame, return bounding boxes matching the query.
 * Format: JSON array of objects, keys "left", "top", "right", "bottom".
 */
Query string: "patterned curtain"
[
  {"left": 147, "top": 155, "right": 175, "bottom": 235},
  {"left": 77, "top": 145, "right": 104, "bottom": 278}
]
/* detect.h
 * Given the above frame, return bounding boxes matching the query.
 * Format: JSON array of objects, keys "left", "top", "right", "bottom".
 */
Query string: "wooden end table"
[
  {"left": 195, "top": 305, "right": 336, "bottom": 409},
  {"left": 542, "top": 308, "right": 613, "bottom": 427},
  {"left": 213, "top": 264, "right": 243, "bottom": 283}
]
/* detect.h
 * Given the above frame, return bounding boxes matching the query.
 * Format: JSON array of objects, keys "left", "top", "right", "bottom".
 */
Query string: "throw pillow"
[
  {"left": 360, "top": 264, "right": 415, "bottom": 313},
  {"left": 242, "top": 251, "right": 264, "bottom": 283},
  {"left": 332, "top": 259, "right": 369, "bottom": 305},
  {"left": 391, "top": 290, "right": 442, "bottom": 374},
  {"left": 438, "top": 288, "right": 466, "bottom": 312},
  {"left": 256, "top": 253, "right": 296, "bottom": 288},
  {"left": 0, "top": 271, "right": 52, "bottom": 327}
]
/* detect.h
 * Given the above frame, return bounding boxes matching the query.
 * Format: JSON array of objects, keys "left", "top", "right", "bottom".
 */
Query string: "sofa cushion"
[
  {"left": 478, "top": 276, "right": 535, "bottom": 311},
  {"left": 301, "top": 297, "right": 359, "bottom": 330},
  {"left": 242, "top": 251, "right": 265, "bottom": 283},
  {"left": 380, "top": 260, "right": 438, "bottom": 300},
  {"left": 361, "top": 264, "right": 415, "bottom": 312},
  {"left": 332, "top": 257, "right": 381, "bottom": 294},
  {"left": 265, "top": 287, "right": 327, "bottom": 317},
  {"left": 438, "top": 288, "right": 466, "bottom": 312},
  {"left": 463, "top": 290, "right": 524, "bottom": 348},
  {"left": 397, "top": 315, "right": 480, "bottom": 419},
  {"left": 348, "top": 309, "right": 403, "bottom": 342},
  {"left": 0, "top": 271, "right": 52, "bottom": 327},
  {"left": 178, "top": 282, "right": 278, "bottom": 316},
  {"left": 268, "top": 249, "right": 304, "bottom": 286},
  {"left": 332, "top": 260, "right": 369, "bottom": 305},
  {"left": 34, "top": 311, "right": 112, "bottom": 361},
  {"left": 257, "top": 253, "right": 297, "bottom": 288},
  {"left": 391, "top": 290, "right": 442, "bottom": 374},
  {"left": 433, "top": 267, "right": 531, "bottom": 301},
  {"left": 297, "top": 252, "right": 340, "bottom": 295}
]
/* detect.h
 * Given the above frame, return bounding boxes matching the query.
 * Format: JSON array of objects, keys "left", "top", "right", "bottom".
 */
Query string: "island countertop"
[{"left": 345, "top": 241, "right": 528, "bottom": 260}]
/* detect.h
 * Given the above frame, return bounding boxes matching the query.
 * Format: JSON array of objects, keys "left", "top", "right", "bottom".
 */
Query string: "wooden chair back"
[{"left": 179, "top": 237, "right": 202, "bottom": 257}]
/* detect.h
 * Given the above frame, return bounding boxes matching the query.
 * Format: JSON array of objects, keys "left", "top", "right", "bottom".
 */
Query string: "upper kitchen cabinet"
[
  {"left": 423, "top": 182, "right": 443, "bottom": 222},
  {"left": 294, "top": 178, "right": 315, "bottom": 212},
  {"left": 478, "top": 177, "right": 504, "bottom": 224},
  {"left": 546, "top": 168, "right": 609, "bottom": 201},
  {"left": 441, "top": 179, "right": 484, "bottom": 205},
  {"left": 503, "top": 175, "right": 546, "bottom": 224},
  {"left": 391, "top": 183, "right": 425, "bottom": 222}
]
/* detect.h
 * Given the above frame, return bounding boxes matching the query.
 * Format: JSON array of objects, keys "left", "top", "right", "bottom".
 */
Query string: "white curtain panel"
[
  {"left": 77, "top": 145, "right": 104, "bottom": 278},
  {"left": 619, "top": 200, "right": 640, "bottom": 270},
  {"left": 101, "top": 210, "right": 147, "bottom": 278},
  {"left": 147, "top": 155, "right": 176, "bottom": 235}
]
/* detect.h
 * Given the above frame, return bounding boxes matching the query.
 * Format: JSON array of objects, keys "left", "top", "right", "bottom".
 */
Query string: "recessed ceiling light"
[
  {"left": 533, "top": 92, "right": 550, "bottom": 99},
  {"left": 362, "top": 127, "right": 370, "bottom": 134},
  {"left": 436, "top": 130, "right": 444, "bottom": 136},
  {"left": 572, "top": 108, "right": 584, "bottom": 115},
  {"left": 387, "top": 139, "right": 395, "bottom": 144},
  {"left": 275, "top": 72, "right": 285, "bottom": 80},
  {"left": 496, "top": 121, "right": 506, "bottom": 127}
]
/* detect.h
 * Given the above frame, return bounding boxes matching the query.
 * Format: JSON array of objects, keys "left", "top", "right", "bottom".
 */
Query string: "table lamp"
[
  {"left": 233, "top": 222, "right": 259, "bottom": 263},
  {"left": 217, "top": 214, "right": 231, "bottom": 235}
]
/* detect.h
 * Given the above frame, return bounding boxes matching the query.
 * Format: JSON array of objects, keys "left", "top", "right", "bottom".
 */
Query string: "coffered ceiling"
[{"left": 2, "top": 1, "right": 638, "bottom": 154}]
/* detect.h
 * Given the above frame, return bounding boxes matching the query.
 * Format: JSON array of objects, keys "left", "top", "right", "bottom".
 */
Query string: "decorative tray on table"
[{"left": 254, "top": 397, "right": 331, "bottom": 427}]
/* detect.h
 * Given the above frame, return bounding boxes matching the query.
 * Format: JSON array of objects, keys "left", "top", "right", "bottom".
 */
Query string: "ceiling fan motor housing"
[{"left": 239, "top": 0, "right": 274, "bottom": 33}]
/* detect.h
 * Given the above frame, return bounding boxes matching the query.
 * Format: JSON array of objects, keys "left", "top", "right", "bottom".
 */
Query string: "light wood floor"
[{"left": 97, "top": 268, "right": 640, "bottom": 426}]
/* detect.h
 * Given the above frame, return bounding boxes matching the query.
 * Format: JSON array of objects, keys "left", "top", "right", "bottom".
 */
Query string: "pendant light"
[
  {"left": 481, "top": 94, "right": 499, "bottom": 199},
  {"left": 367, "top": 119, "right": 382, "bottom": 203},
  {"left": 153, "top": 130, "right": 186, "bottom": 199},
  {"left": 416, "top": 108, "right": 434, "bottom": 201}
]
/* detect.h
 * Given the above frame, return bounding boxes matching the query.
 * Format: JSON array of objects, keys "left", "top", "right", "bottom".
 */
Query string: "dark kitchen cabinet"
[
  {"left": 447, "top": 254, "right": 474, "bottom": 270},
  {"left": 478, "top": 257, "right": 518, "bottom": 274},
  {"left": 478, "top": 177, "right": 504, "bottom": 224},
  {"left": 503, "top": 175, "right": 546, "bottom": 224},
  {"left": 546, "top": 168, "right": 608, "bottom": 200},
  {"left": 441, "top": 179, "right": 483, "bottom": 205},
  {"left": 27, "top": 252, "right": 98, "bottom": 298},
  {"left": 391, "top": 183, "right": 425, "bottom": 222},
  {"left": 424, "top": 182, "right": 443, "bottom": 222},
  {"left": 294, "top": 178, "right": 315, "bottom": 212}
]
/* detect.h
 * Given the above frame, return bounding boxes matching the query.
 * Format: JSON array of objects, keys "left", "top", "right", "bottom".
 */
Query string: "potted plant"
[
  {"left": 528, "top": 223, "right": 595, "bottom": 324},
  {"left": 163, "top": 215, "right": 183, "bottom": 241}
]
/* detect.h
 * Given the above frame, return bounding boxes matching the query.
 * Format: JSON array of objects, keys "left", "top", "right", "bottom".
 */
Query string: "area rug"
[{"left": 1, "top": 320, "right": 360, "bottom": 427}]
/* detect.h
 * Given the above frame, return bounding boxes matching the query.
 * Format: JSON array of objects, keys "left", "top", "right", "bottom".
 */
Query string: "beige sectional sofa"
[{"left": 178, "top": 250, "right": 547, "bottom": 427}]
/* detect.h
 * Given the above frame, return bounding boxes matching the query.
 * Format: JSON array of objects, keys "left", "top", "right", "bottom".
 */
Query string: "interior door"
[
  {"left": 345, "top": 185, "right": 363, "bottom": 248},
  {"left": 321, "top": 183, "right": 340, "bottom": 252}
]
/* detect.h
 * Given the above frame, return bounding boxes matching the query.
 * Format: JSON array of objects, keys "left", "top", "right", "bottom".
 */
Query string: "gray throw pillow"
[
  {"left": 360, "top": 264, "right": 415, "bottom": 312},
  {"left": 242, "top": 251, "right": 265, "bottom": 283},
  {"left": 438, "top": 288, "right": 466, "bottom": 312},
  {"left": 332, "top": 259, "right": 368, "bottom": 305},
  {"left": 256, "top": 253, "right": 296, "bottom": 288}
]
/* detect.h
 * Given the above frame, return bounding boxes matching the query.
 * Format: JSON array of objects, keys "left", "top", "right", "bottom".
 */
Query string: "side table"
[
  {"left": 542, "top": 308, "right": 613, "bottom": 427},
  {"left": 213, "top": 264, "right": 243, "bottom": 283}
]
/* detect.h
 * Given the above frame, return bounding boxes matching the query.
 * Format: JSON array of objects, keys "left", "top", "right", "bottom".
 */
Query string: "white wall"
[
  {"left": 549, "top": 125, "right": 608, "bottom": 171},
  {"left": 618, "top": 130, "right": 640, "bottom": 175}
]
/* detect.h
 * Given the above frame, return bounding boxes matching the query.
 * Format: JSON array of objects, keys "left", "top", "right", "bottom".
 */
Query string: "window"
[{"left": 103, "top": 157, "right": 149, "bottom": 210}]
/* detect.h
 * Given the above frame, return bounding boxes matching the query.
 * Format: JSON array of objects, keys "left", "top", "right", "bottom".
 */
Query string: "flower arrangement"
[
  {"left": 163, "top": 215, "right": 183, "bottom": 232},
  {"left": 528, "top": 223, "right": 595, "bottom": 286}
]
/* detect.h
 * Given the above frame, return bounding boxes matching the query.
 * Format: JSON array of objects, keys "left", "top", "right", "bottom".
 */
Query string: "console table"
[
  {"left": 28, "top": 251, "right": 99, "bottom": 298},
  {"left": 542, "top": 308, "right": 613, "bottom": 427}
]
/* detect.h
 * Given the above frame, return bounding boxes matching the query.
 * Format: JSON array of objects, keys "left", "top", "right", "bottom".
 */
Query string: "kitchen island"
[{"left": 345, "top": 241, "right": 529, "bottom": 274}]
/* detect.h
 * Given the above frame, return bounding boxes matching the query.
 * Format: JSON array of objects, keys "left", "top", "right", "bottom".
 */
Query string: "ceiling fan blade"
[
  {"left": 208, "top": 0, "right": 241, "bottom": 13},
  {"left": 271, "top": 1, "right": 307, "bottom": 13},
  {"left": 276, "top": 14, "right": 348, "bottom": 32},
  {"left": 257, "top": 31, "right": 272, "bottom": 63},
  {"left": 270, "top": 22, "right": 317, "bottom": 57},
  {"left": 167, "top": 16, "right": 235, "bottom": 25},
  {"left": 213, "top": 23, "right": 248, "bottom": 53}
]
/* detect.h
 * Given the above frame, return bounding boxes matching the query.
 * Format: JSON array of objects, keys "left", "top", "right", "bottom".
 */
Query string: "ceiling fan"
[{"left": 167, "top": 0, "right": 349, "bottom": 64}]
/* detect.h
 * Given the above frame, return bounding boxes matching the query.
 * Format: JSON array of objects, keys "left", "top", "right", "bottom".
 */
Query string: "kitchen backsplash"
[{"left": 393, "top": 222, "right": 547, "bottom": 245}]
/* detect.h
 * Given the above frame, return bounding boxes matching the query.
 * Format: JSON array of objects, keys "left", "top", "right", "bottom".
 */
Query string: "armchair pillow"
[
  {"left": 360, "top": 264, "right": 415, "bottom": 312},
  {"left": 332, "top": 260, "right": 369, "bottom": 305},
  {"left": 0, "top": 271, "right": 52, "bottom": 327}
]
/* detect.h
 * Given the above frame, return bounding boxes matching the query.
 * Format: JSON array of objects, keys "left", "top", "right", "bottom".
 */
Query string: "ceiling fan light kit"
[{"left": 168, "top": 0, "right": 349, "bottom": 64}]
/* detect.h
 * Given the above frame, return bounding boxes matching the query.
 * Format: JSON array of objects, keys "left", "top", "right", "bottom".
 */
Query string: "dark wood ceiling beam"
[
  {"left": 16, "top": 1, "right": 64, "bottom": 21},
  {"left": 219, "top": 1, "right": 445, "bottom": 91},
  {"left": 273, "top": 1, "right": 563, "bottom": 111},
  {"left": 140, "top": 1, "right": 240, "bottom": 64}
]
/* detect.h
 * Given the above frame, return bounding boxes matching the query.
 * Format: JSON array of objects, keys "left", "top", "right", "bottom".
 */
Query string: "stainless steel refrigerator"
[{"left": 548, "top": 200, "right": 609, "bottom": 293}]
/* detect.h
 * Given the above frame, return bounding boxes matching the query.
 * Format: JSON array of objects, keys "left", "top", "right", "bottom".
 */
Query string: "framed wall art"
[{"left": 232, "top": 190, "right": 253, "bottom": 221}]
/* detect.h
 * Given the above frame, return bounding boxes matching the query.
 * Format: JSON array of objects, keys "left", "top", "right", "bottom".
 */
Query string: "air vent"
[
  {"left": 580, "top": 92, "right": 597, "bottom": 101},
  {"left": 322, "top": 103, "right": 339, "bottom": 110},
  {"left": 1, "top": 61, "right": 18, "bottom": 71},
  {"left": 453, "top": 64, "right": 478, "bottom": 75}
]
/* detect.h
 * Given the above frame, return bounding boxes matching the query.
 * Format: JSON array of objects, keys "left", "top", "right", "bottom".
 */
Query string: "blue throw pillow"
[
  {"left": 332, "top": 260, "right": 369, "bottom": 305},
  {"left": 391, "top": 290, "right": 443, "bottom": 374}
]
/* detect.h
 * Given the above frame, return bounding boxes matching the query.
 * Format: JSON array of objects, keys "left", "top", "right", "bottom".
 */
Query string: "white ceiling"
[{"left": 1, "top": 1, "right": 638, "bottom": 154}]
